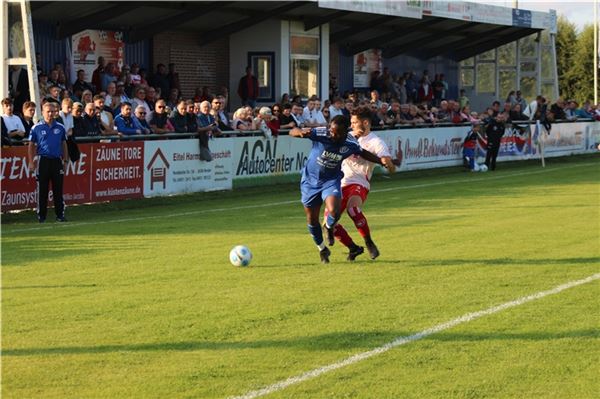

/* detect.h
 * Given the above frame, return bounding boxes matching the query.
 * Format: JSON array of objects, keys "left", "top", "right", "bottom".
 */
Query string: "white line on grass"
[
  {"left": 6, "top": 162, "right": 595, "bottom": 233},
  {"left": 230, "top": 272, "right": 600, "bottom": 399}
]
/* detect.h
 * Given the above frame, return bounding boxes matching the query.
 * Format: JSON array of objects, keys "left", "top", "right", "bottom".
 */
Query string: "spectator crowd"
[{"left": 3, "top": 58, "right": 600, "bottom": 149}]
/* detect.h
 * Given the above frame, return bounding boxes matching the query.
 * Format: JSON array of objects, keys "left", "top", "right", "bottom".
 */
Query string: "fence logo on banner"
[{"left": 147, "top": 148, "right": 170, "bottom": 190}]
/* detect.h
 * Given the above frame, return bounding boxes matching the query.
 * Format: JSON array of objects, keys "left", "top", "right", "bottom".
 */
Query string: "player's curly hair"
[{"left": 351, "top": 106, "right": 372, "bottom": 122}]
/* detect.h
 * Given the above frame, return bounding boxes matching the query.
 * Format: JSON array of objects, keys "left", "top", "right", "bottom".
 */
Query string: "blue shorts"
[{"left": 301, "top": 180, "right": 342, "bottom": 208}]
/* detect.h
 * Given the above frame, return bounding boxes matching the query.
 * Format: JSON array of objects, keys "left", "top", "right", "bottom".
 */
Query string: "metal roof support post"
[
  {"left": 551, "top": 33, "right": 559, "bottom": 101},
  {"left": 495, "top": 48, "right": 500, "bottom": 101},
  {"left": 1, "top": 0, "right": 8, "bottom": 99},
  {"left": 19, "top": 0, "right": 41, "bottom": 120},
  {"left": 536, "top": 32, "right": 542, "bottom": 99},
  {"left": 516, "top": 38, "right": 521, "bottom": 93}
]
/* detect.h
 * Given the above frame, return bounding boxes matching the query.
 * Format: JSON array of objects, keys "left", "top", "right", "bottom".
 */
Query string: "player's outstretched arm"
[
  {"left": 360, "top": 149, "right": 396, "bottom": 173},
  {"left": 289, "top": 127, "right": 312, "bottom": 138}
]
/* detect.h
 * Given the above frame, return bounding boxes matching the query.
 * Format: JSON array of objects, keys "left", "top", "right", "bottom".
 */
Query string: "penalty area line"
[
  {"left": 229, "top": 272, "right": 600, "bottom": 399},
  {"left": 7, "top": 161, "right": 595, "bottom": 234}
]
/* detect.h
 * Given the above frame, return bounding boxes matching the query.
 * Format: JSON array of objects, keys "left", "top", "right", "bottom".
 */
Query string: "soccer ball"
[
  {"left": 480, "top": 164, "right": 488, "bottom": 172},
  {"left": 229, "top": 245, "right": 252, "bottom": 267}
]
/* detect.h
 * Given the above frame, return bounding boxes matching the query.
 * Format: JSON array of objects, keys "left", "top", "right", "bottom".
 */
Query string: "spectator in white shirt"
[
  {"left": 329, "top": 97, "right": 344, "bottom": 119},
  {"left": 1, "top": 97, "right": 26, "bottom": 142},
  {"left": 58, "top": 98, "right": 74, "bottom": 136}
]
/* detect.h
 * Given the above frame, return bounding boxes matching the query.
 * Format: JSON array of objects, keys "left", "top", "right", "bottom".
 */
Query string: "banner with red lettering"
[{"left": 1, "top": 142, "right": 143, "bottom": 211}]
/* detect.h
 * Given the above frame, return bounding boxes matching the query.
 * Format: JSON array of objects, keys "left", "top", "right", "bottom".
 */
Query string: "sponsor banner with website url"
[{"left": 143, "top": 138, "right": 233, "bottom": 197}]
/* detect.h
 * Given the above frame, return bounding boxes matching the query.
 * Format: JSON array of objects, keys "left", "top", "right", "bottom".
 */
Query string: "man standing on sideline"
[
  {"left": 27, "top": 102, "right": 69, "bottom": 223},
  {"left": 237, "top": 66, "right": 259, "bottom": 108}
]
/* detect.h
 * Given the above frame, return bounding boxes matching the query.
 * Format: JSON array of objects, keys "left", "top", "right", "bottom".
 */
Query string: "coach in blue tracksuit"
[{"left": 27, "top": 102, "right": 69, "bottom": 223}]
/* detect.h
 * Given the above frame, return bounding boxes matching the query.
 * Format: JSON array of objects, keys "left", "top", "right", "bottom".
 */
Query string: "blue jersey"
[
  {"left": 29, "top": 120, "right": 67, "bottom": 159},
  {"left": 301, "top": 127, "right": 362, "bottom": 188}
]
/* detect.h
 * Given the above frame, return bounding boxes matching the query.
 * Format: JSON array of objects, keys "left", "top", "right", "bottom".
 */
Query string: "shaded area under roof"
[{"left": 30, "top": 1, "right": 542, "bottom": 61}]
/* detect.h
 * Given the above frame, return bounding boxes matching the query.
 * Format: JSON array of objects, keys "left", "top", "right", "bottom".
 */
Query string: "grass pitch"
[{"left": 2, "top": 155, "right": 600, "bottom": 399}]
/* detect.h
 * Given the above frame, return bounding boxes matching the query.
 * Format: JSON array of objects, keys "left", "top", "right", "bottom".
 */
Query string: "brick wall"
[{"left": 152, "top": 31, "right": 229, "bottom": 98}]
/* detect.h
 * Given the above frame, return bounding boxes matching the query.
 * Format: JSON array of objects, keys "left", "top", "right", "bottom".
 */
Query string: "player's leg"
[
  {"left": 346, "top": 192, "right": 379, "bottom": 260},
  {"left": 301, "top": 186, "right": 331, "bottom": 263},
  {"left": 322, "top": 185, "right": 342, "bottom": 246}
]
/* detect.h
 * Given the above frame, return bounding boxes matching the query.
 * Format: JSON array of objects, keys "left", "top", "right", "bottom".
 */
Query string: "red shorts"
[{"left": 341, "top": 184, "right": 369, "bottom": 212}]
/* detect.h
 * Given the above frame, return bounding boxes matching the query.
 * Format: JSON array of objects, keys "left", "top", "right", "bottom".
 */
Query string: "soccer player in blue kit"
[{"left": 290, "top": 115, "right": 395, "bottom": 263}]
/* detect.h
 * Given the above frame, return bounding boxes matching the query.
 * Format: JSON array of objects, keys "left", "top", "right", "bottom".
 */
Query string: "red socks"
[{"left": 348, "top": 206, "right": 370, "bottom": 238}]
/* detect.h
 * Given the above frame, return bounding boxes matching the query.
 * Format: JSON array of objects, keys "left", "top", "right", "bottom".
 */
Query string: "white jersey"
[{"left": 341, "top": 131, "right": 391, "bottom": 191}]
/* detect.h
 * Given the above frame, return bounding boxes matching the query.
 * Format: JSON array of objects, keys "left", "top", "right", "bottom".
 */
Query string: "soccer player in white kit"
[{"left": 325, "top": 106, "right": 395, "bottom": 260}]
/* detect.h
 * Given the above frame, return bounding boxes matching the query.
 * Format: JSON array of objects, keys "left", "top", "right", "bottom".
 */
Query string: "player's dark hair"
[
  {"left": 330, "top": 115, "right": 349, "bottom": 137},
  {"left": 351, "top": 106, "right": 372, "bottom": 122}
]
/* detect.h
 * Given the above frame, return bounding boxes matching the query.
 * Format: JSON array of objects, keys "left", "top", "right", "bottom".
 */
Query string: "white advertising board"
[
  {"left": 143, "top": 138, "right": 233, "bottom": 197},
  {"left": 233, "top": 136, "right": 311, "bottom": 179}
]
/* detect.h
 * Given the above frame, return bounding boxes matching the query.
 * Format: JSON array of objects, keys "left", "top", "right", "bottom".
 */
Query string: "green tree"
[
  {"left": 555, "top": 16, "right": 577, "bottom": 99},
  {"left": 566, "top": 24, "right": 599, "bottom": 103}
]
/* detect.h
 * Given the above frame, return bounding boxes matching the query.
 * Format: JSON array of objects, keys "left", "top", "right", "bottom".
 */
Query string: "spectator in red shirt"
[{"left": 237, "top": 66, "right": 259, "bottom": 108}]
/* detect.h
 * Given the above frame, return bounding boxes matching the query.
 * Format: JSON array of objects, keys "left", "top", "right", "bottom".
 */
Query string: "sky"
[{"left": 495, "top": 0, "right": 596, "bottom": 32}]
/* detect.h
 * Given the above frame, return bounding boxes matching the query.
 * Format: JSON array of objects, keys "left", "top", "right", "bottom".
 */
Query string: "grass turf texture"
[{"left": 2, "top": 155, "right": 599, "bottom": 399}]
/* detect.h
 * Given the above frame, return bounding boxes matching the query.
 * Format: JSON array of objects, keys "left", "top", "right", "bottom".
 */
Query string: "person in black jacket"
[{"left": 484, "top": 112, "right": 507, "bottom": 171}]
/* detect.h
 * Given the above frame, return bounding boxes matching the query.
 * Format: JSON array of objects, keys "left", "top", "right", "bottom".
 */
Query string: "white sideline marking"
[
  {"left": 6, "top": 162, "right": 595, "bottom": 234},
  {"left": 230, "top": 273, "right": 600, "bottom": 399}
]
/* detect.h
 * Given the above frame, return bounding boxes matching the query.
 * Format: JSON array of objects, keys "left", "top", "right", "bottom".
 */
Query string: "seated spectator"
[
  {"left": 131, "top": 86, "right": 152, "bottom": 122},
  {"left": 116, "top": 81, "right": 130, "bottom": 107},
  {"left": 71, "top": 102, "right": 86, "bottom": 137},
  {"left": 93, "top": 95, "right": 115, "bottom": 133},
  {"left": 115, "top": 102, "right": 145, "bottom": 136},
  {"left": 134, "top": 105, "right": 152, "bottom": 134},
  {"left": 58, "top": 98, "right": 74, "bottom": 137},
  {"left": 138, "top": 68, "right": 149, "bottom": 86},
  {"left": 549, "top": 99, "right": 567, "bottom": 120},
  {"left": 38, "top": 73, "right": 49, "bottom": 98},
  {"left": 397, "top": 104, "right": 411, "bottom": 124},
  {"left": 328, "top": 97, "right": 344, "bottom": 119},
  {"left": 271, "top": 103, "right": 282, "bottom": 119},
  {"left": 81, "top": 89, "right": 93, "bottom": 105},
  {"left": 252, "top": 107, "right": 276, "bottom": 138},
  {"left": 369, "top": 90, "right": 382, "bottom": 108},
  {"left": 82, "top": 102, "right": 102, "bottom": 137},
  {"left": 503, "top": 101, "right": 512, "bottom": 114},
  {"left": 105, "top": 82, "right": 119, "bottom": 111},
  {"left": 130, "top": 63, "right": 142, "bottom": 85},
  {"left": 166, "top": 88, "right": 181, "bottom": 110},
  {"left": 322, "top": 106, "right": 331, "bottom": 123},
  {"left": 231, "top": 107, "right": 251, "bottom": 130},
  {"left": 509, "top": 103, "right": 528, "bottom": 121},
  {"left": 211, "top": 96, "right": 232, "bottom": 131},
  {"left": 311, "top": 99, "right": 327, "bottom": 127},
  {"left": 418, "top": 104, "right": 436, "bottom": 124},
  {"left": 149, "top": 100, "right": 174, "bottom": 134},
  {"left": 46, "top": 85, "right": 61, "bottom": 104},
  {"left": 436, "top": 100, "right": 450, "bottom": 122},
  {"left": 449, "top": 101, "right": 466, "bottom": 124},
  {"left": 146, "top": 86, "right": 157, "bottom": 111},
  {"left": 278, "top": 103, "right": 296, "bottom": 129},
  {"left": 461, "top": 105, "right": 479, "bottom": 123},
  {"left": 169, "top": 100, "right": 189, "bottom": 133},
  {"left": 1, "top": 98, "right": 26, "bottom": 143},
  {"left": 100, "top": 63, "right": 117, "bottom": 92},
  {"left": 186, "top": 101, "right": 199, "bottom": 134},
  {"left": 281, "top": 93, "right": 290, "bottom": 105},
  {"left": 385, "top": 101, "right": 401, "bottom": 126},
  {"left": 291, "top": 102, "right": 305, "bottom": 128},
  {"left": 302, "top": 97, "right": 318, "bottom": 126},
  {"left": 197, "top": 100, "right": 221, "bottom": 136},
  {"left": 406, "top": 105, "right": 424, "bottom": 125},
  {"left": 569, "top": 100, "right": 594, "bottom": 119},
  {"left": 20, "top": 101, "right": 36, "bottom": 136},
  {"left": 72, "top": 69, "right": 93, "bottom": 99}
]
